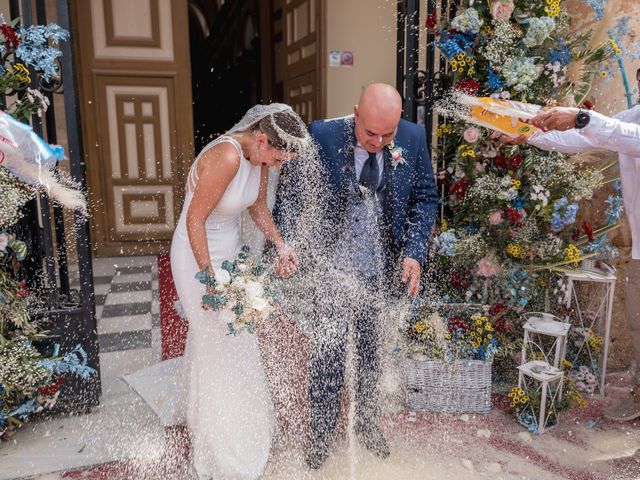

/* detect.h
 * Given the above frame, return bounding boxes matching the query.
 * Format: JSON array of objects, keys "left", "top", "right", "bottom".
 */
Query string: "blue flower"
[
  {"left": 512, "top": 196, "right": 526, "bottom": 210},
  {"left": 15, "top": 24, "right": 69, "bottom": 81},
  {"left": 433, "top": 230, "right": 458, "bottom": 257},
  {"left": 547, "top": 41, "right": 573, "bottom": 65},
  {"left": 487, "top": 66, "right": 505, "bottom": 92},
  {"left": 550, "top": 196, "right": 579, "bottom": 232}
]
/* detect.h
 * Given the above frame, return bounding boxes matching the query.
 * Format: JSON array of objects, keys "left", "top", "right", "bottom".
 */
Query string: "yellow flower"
[
  {"left": 608, "top": 38, "right": 622, "bottom": 55},
  {"left": 512, "top": 179, "right": 521, "bottom": 189},
  {"left": 564, "top": 244, "right": 581, "bottom": 267},
  {"left": 440, "top": 219, "right": 448, "bottom": 232},
  {"left": 413, "top": 321, "right": 426, "bottom": 334},
  {"left": 506, "top": 243, "right": 523, "bottom": 258}
]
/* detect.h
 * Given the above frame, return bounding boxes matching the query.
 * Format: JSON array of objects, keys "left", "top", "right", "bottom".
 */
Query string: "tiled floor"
[{"left": 0, "top": 256, "right": 169, "bottom": 480}]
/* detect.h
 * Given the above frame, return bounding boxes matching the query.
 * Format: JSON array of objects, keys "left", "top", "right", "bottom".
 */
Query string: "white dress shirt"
[
  {"left": 354, "top": 142, "right": 384, "bottom": 185},
  {"left": 528, "top": 107, "right": 640, "bottom": 259}
]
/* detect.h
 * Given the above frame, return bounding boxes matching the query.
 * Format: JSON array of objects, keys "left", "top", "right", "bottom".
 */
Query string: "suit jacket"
[{"left": 274, "top": 115, "right": 439, "bottom": 264}]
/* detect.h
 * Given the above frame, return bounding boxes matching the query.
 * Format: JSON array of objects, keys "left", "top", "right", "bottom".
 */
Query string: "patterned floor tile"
[
  {"left": 98, "top": 313, "right": 153, "bottom": 335},
  {"left": 104, "top": 290, "right": 152, "bottom": 306},
  {"left": 101, "top": 302, "right": 152, "bottom": 318},
  {"left": 115, "top": 265, "right": 153, "bottom": 275},
  {"left": 111, "top": 273, "right": 152, "bottom": 284},
  {"left": 110, "top": 281, "right": 152, "bottom": 293},
  {"left": 98, "top": 330, "right": 152, "bottom": 353}
]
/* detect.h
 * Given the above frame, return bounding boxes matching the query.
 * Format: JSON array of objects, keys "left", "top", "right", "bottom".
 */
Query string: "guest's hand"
[
  {"left": 401, "top": 257, "right": 421, "bottom": 299},
  {"left": 274, "top": 243, "right": 298, "bottom": 278},
  {"left": 491, "top": 131, "right": 528, "bottom": 145},
  {"left": 526, "top": 106, "right": 580, "bottom": 132}
]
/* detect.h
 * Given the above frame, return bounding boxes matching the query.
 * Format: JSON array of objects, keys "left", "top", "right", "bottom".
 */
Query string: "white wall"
[{"left": 324, "top": 0, "right": 398, "bottom": 118}]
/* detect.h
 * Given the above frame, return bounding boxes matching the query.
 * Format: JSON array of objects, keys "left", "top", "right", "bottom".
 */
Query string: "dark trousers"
[{"left": 308, "top": 276, "right": 382, "bottom": 437}]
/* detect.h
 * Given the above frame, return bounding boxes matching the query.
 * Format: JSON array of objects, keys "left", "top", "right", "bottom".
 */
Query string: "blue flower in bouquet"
[
  {"left": 517, "top": 412, "right": 539, "bottom": 433},
  {"left": 15, "top": 24, "right": 69, "bottom": 81},
  {"left": 547, "top": 41, "right": 573, "bottom": 65},
  {"left": 487, "top": 66, "right": 505, "bottom": 92},
  {"left": 438, "top": 33, "right": 464, "bottom": 60},
  {"left": 505, "top": 267, "right": 532, "bottom": 308},
  {"left": 433, "top": 230, "right": 458, "bottom": 257},
  {"left": 512, "top": 196, "right": 526, "bottom": 210},
  {"left": 550, "top": 197, "right": 579, "bottom": 232},
  {"left": 523, "top": 17, "right": 555, "bottom": 48},
  {"left": 450, "top": 8, "right": 483, "bottom": 34}
]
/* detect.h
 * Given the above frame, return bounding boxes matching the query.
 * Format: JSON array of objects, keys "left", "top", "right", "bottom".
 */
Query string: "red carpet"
[{"left": 157, "top": 255, "right": 188, "bottom": 360}]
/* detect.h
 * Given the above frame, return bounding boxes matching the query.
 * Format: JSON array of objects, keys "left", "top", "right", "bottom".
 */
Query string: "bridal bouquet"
[{"left": 195, "top": 246, "right": 279, "bottom": 335}]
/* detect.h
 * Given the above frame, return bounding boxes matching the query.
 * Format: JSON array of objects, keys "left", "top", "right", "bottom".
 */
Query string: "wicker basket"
[{"left": 405, "top": 358, "right": 492, "bottom": 413}]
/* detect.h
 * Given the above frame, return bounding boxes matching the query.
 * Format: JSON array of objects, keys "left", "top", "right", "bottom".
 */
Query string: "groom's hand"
[{"left": 401, "top": 257, "right": 421, "bottom": 299}]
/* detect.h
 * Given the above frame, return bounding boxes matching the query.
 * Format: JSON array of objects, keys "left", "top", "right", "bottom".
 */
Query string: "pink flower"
[
  {"left": 463, "top": 127, "right": 480, "bottom": 143},
  {"left": 477, "top": 257, "right": 499, "bottom": 277},
  {"left": 0, "top": 233, "right": 8, "bottom": 252},
  {"left": 491, "top": 0, "right": 514, "bottom": 21},
  {"left": 488, "top": 210, "right": 503, "bottom": 225}
]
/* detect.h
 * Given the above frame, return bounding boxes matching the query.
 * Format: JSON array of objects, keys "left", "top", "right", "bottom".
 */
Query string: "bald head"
[
  {"left": 354, "top": 83, "right": 403, "bottom": 153},
  {"left": 358, "top": 83, "right": 403, "bottom": 117}
]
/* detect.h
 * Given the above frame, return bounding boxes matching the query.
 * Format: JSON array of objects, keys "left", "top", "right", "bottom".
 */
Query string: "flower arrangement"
[
  {"left": 0, "top": 16, "right": 94, "bottom": 440},
  {"left": 425, "top": 0, "right": 628, "bottom": 421},
  {"left": 196, "top": 246, "right": 279, "bottom": 335},
  {"left": 402, "top": 305, "right": 501, "bottom": 362},
  {"left": 430, "top": 0, "right": 622, "bottom": 316}
]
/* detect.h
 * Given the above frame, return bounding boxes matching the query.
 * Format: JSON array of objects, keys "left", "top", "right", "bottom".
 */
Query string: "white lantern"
[
  {"left": 521, "top": 312, "right": 571, "bottom": 369},
  {"left": 516, "top": 360, "right": 564, "bottom": 434},
  {"left": 562, "top": 263, "right": 616, "bottom": 396}
]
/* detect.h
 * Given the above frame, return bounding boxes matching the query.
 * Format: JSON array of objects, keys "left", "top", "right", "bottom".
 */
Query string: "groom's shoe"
[
  {"left": 355, "top": 422, "right": 390, "bottom": 459},
  {"left": 304, "top": 433, "right": 329, "bottom": 470}
]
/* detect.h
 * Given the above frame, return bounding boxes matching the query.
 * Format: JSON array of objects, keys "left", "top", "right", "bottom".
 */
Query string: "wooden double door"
[{"left": 75, "top": 0, "right": 323, "bottom": 256}]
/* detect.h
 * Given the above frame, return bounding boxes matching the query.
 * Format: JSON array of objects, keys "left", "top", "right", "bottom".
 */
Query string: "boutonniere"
[{"left": 388, "top": 140, "right": 406, "bottom": 170}]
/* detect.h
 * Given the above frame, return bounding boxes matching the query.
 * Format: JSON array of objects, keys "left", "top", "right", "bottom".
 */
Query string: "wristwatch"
[{"left": 574, "top": 109, "right": 591, "bottom": 129}]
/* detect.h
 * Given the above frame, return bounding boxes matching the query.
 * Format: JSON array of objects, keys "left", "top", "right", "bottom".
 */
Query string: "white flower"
[
  {"left": 245, "top": 280, "right": 264, "bottom": 299},
  {"left": 0, "top": 233, "right": 8, "bottom": 252},
  {"left": 237, "top": 263, "right": 248, "bottom": 272},
  {"left": 233, "top": 277, "right": 246, "bottom": 288},
  {"left": 214, "top": 268, "right": 231, "bottom": 285},
  {"left": 249, "top": 296, "right": 269, "bottom": 312}
]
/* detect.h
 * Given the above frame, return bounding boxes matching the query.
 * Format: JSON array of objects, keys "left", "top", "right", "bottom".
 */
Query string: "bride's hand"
[{"left": 274, "top": 244, "right": 298, "bottom": 278}]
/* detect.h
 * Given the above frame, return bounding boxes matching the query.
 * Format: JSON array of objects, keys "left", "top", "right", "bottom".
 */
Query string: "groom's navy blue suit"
[
  {"left": 275, "top": 115, "right": 439, "bottom": 441},
  {"left": 307, "top": 116, "right": 439, "bottom": 264}
]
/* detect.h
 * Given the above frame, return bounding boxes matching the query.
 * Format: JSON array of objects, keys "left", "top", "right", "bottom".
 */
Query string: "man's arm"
[
  {"left": 403, "top": 127, "right": 439, "bottom": 262},
  {"left": 527, "top": 107, "right": 640, "bottom": 157}
]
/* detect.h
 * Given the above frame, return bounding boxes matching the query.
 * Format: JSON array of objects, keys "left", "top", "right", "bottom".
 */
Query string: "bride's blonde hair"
[{"left": 254, "top": 110, "right": 308, "bottom": 154}]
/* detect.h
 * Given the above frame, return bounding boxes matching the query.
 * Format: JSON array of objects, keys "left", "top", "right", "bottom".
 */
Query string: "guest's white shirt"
[
  {"left": 354, "top": 142, "right": 384, "bottom": 184},
  {"left": 529, "top": 106, "right": 640, "bottom": 259}
]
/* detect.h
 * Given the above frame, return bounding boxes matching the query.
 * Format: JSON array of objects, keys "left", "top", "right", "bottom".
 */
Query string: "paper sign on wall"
[{"left": 329, "top": 50, "right": 354, "bottom": 67}]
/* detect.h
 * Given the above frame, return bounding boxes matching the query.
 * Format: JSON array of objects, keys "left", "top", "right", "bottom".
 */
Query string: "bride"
[{"left": 170, "top": 104, "right": 309, "bottom": 479}]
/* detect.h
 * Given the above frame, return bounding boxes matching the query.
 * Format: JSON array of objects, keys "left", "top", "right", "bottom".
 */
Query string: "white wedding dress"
[{"left": 170, "top": 135, "right": 275, "bottom": 479}]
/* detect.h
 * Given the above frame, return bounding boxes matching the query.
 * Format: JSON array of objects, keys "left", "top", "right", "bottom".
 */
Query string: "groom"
[{"left": 275, "top": 83, "right": 438, "bottom": 469}]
